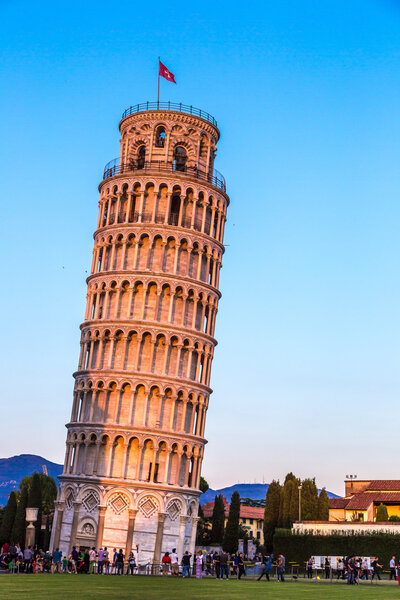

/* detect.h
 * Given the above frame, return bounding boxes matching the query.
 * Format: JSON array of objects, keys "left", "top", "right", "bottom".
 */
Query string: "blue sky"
[{"left": 1, "top": 0, "right": 400, "bottom": 495}]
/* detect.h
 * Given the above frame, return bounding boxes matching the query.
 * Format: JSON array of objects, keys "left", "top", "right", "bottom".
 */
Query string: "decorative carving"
[
  {"left": 108, "top": 492, "right": 129, "bottom": 514},
  {"left": 138, "top": 496, "right": 158, "bottom": 518},
  {"left": 166, "top": 500, "right": 181, "bottom": 521},
  {"left": 81, "top": 522, "right": 95, "bottom": 535},
  {"left": 65, "top": 490, "right": 75, "bottom": 510},
  {"left": 82, "top": 491, "right": 99, "bottom": 513}
]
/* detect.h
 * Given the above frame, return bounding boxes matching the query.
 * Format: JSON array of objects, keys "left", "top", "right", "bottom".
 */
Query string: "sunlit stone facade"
[{"left": 50, "top": 103, "right": 229, "bottom": 563}]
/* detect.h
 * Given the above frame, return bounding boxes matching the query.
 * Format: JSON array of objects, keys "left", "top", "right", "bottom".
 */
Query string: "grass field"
[{"left": 1, "top": 575, "right": 400, "bottom": 600}]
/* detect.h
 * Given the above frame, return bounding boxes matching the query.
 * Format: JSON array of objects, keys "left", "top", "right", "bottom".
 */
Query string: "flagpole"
[{"left": 157, "top": 56, "right": 160, "bottom": 107}]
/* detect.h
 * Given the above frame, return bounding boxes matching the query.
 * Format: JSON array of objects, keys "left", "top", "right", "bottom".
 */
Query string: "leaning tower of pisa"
[{"left": 50, "top": 102, "right": 229, "bottom": 563}]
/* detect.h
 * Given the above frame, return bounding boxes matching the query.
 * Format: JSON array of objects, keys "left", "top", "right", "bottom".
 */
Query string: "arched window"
[
  {"left": 173, "top": 146, "right": 187, "bottom": 172},
  {"left": 155, "top": 125, "right": 166, "bottom": 148},
  {"left": 137, "top": 145, "right": 146, "bottom": 169}
]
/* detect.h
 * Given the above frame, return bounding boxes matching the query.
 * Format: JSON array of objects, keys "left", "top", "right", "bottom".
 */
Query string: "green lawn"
[{"left": 1, "top": 576, "right": 400, "bottom": 600}]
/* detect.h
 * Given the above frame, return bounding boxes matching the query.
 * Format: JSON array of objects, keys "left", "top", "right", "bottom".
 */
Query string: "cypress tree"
[
  {"left": 210, "top": 494, "right": 225, "bottom": 543},
  {"left": 11, "top": 485, "right": 28, "bottom": 547},
  {"left": 0, "top": 491, "right": 18, "bottom": 545},
  {"left": 301, "top": 478, "right": 318, "bottom": 521},
  {"left": 28, "top": 473, "right": 42, "bottom": 545},
  {"left": 223, "top": 491, "right": 240, "bottom": 554},
  {"left": 317, "top": 488, "right": 329, "bottom": 521},
  {"left": 376, "top": 503, "right": 389, "bottom": 522},
  {"left": 263, "top": 480, "right": 281, "bottom": 552}
]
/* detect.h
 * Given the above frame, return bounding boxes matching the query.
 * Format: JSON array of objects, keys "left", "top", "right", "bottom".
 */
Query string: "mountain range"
[{"left": 0, "top": 454, "right": 340, "bottom": 506}]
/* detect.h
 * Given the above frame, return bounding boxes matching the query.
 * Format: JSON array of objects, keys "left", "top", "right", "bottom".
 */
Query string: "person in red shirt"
[{"left": 162, "top": 552, "right": 171, "bottom": 575}]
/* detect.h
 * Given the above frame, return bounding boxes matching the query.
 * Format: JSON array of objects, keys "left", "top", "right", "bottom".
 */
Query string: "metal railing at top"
[
  {"left": 102, "top": 158, "right": 226, "bottom": 193},
  {"left": 121, "top": 102, "right": 217, "bottom": 127}
]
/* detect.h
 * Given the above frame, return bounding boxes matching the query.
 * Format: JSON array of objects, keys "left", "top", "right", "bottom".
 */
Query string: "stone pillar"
[
  {"left": 177, "top": 515, "right": 188, "bottom": 560},
  {"left": 189, "top": 516, "right": 199, "bottom": 557},
  {"left": 69, "top": 501, "right": 82, "bottom": 551},
  {"left": 51, "top": 500, "right": 65, "bottom": 552},
  {"left": 153, "top": 512, "right": 166, "bottom": 566},
  {"left": 125, "top": 509, "right": 137, "bottom": 559},
  {"left": 96, "top": 505, "right": 107, "bottom": 549}
]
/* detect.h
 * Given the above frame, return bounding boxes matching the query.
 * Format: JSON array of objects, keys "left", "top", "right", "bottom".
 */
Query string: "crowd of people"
[
  {"left": 305, "top": 555, "right": 400, "bottom": 585},
  {"left": 1, "top": 541, "right": 399, "bottom": 584},
  {"left": 0, "top": 542, "right": 282, "bottom": 579}
]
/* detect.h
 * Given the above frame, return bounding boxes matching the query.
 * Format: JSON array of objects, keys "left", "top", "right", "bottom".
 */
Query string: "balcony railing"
[
  {"left": 103, "top": 158, "right": 226, "bottom": 192},
  {"left": 121, "top": 101, "right": 217, "bottom": 127}
]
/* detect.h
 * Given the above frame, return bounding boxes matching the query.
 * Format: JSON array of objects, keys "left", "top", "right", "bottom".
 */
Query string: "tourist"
[
  {"left": 257, "top": 554, "right": 272, "bottom": 581},
  {"left": 276, "top": 554, "right": 285, "bottom": 582},
  {"left": 67, "top": 552, "right": 75, "bottom": 574},
  {"left": 397, "top": 558, "right": 400, "bottom": 585},
  {"left": 127, "top": 551, "right": 136, "bottom": 575},
  {"left": 390, "top": 556, "right": 396, "bottom": 580},
  {"left": 62, "top": 554, "right": 68, "bottom": 573},
  {"left": 195, "top": 551, "right": 203, "bottom": 578},
  {"left": 116, "top": 549, "right": 124, "bottom": 575},
  {"left": 371, "top": 557, "right": 382, "bottom": 580},
  {"left": 238, "top": 553, "right": 245, "bottom": 580},
  {"left": 220, "top": 550, "right": 229, "bottom": 579},
  {"left": 361, "top": 558, "right": 369, "bottom": 580},
  {"left": 88, "top": 547, "right": 96, "bottom": 574},
  {"left": 306, "top": 557, "right": 313, "bottom": 579},
  {"left": 347, "top": 554, "right": 356, "bottom": 585},
  {"left": 112, "top": 548, "right": 118, "bottom": 575},
  {"left": 232, "top": 553, "right": 238, "bottom": 576},
  {"left": 182, "top": 551, "right": 192, "bottom": 577},
  {"left": 97, "top": 547, "right": 104, "bottom": 574},
  {"left": 162, "top": 551, "right": 171, "bottom": 575},
  {"left": 205, "top": 553, "right": 213, "bottom": 576},
  {"left": 23, "top": 545, "right": 33, "bottom": 573},
  {"left": 324, "top": 557, "right": 330, "bottom": 579},
  {"left": 104, "top": 547, "right": 110, "bottom": 574},
  {"left": 170, "top": 548, "right": 179, "bottom": 576},
  {"left": 213, "top": 551, "right": 221, "bottom": 579},
  {"left": 52, "top": 548, "right": 62, "bottom": 573}
]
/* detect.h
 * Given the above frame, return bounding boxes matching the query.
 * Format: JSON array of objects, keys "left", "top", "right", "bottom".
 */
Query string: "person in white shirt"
[
  {"left": 89, "top": 547, "right": 96, "bottom": 574},
  {"left": 170, "top": 548, "right": 179, "bottom": 576},
  {"left": 390, "top": 556, "right": 396, "bottom": 580}
]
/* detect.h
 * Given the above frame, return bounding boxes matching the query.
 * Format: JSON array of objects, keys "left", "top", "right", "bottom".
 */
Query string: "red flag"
[{"left": 159, "top": 60, "right": 176, "bottom": 84}]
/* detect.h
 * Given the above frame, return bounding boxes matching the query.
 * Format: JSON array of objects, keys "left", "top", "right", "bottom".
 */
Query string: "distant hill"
[
  {"left": 201, "top": 483, "right": 340, "bottom": 504},
  {"left": 0, "top": 454, "right": 63, "bottom": 506}
]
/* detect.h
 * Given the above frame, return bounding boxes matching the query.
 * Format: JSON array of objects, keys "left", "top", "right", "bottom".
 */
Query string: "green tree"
[
  {"left": 11, "top": 485, "right": 28, "bottom": 547},
  {"left": 223, "top": 491, "right": 240, "bottom": 554},
  {"left": 376, "top": 503, "right": 389, "bottom": 521},
  {"left": 199, "top": 477, "right": 209, "bottom": 494},
  {"left": 0, "top": 491, "right": 18, "bottom": 545},
  {"left": 210, "top": 494, "right": 225, "bottom": 544},
  {"left": 280, "top": 474, "right": 301, "bottom": 527},
  {"left": 317, "top": 488, "right": 329, "bottom": 521},
  {"left": 28, "top": 473, "right": 42, "bottom": 545},
  {"left": 263, "top": 480, "right": 281, "bottom": 551},
  {"left": 301, "top": 478, "right": 318, "bottom": 521}
]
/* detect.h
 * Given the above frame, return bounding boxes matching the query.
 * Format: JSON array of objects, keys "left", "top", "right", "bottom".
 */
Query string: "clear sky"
[{"left": 1, "top": 0, "right": 400, "bottom": 496}]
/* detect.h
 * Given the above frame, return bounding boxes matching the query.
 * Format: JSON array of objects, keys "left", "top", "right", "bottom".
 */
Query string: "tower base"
[{"left": 50, "top": 477, "right": 199, "bottom": 564}]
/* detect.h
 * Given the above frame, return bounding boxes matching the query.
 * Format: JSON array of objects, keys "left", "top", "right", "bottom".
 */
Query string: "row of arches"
[
  {"left": 85, "top": 281, "right": 218, "bottom": 337},
  {"left": 91, "top": 232, "right": 222, "bottom": 289},
  {"left": 70, "top": 381, "right": 207, "bottom": 436},
  {"left": 64, "top": 432, "right": 204, "bottom": 490},
  {"left": 78, "top": 329, "right": 214, "bottom": 387},
  {"left": 97, "top": 183, "right": 227, "bottom": 245}
]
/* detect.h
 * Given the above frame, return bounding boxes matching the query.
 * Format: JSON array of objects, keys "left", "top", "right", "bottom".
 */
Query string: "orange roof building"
[{"left": 329, "top": 480, "right": 400, "bottom": 522}]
